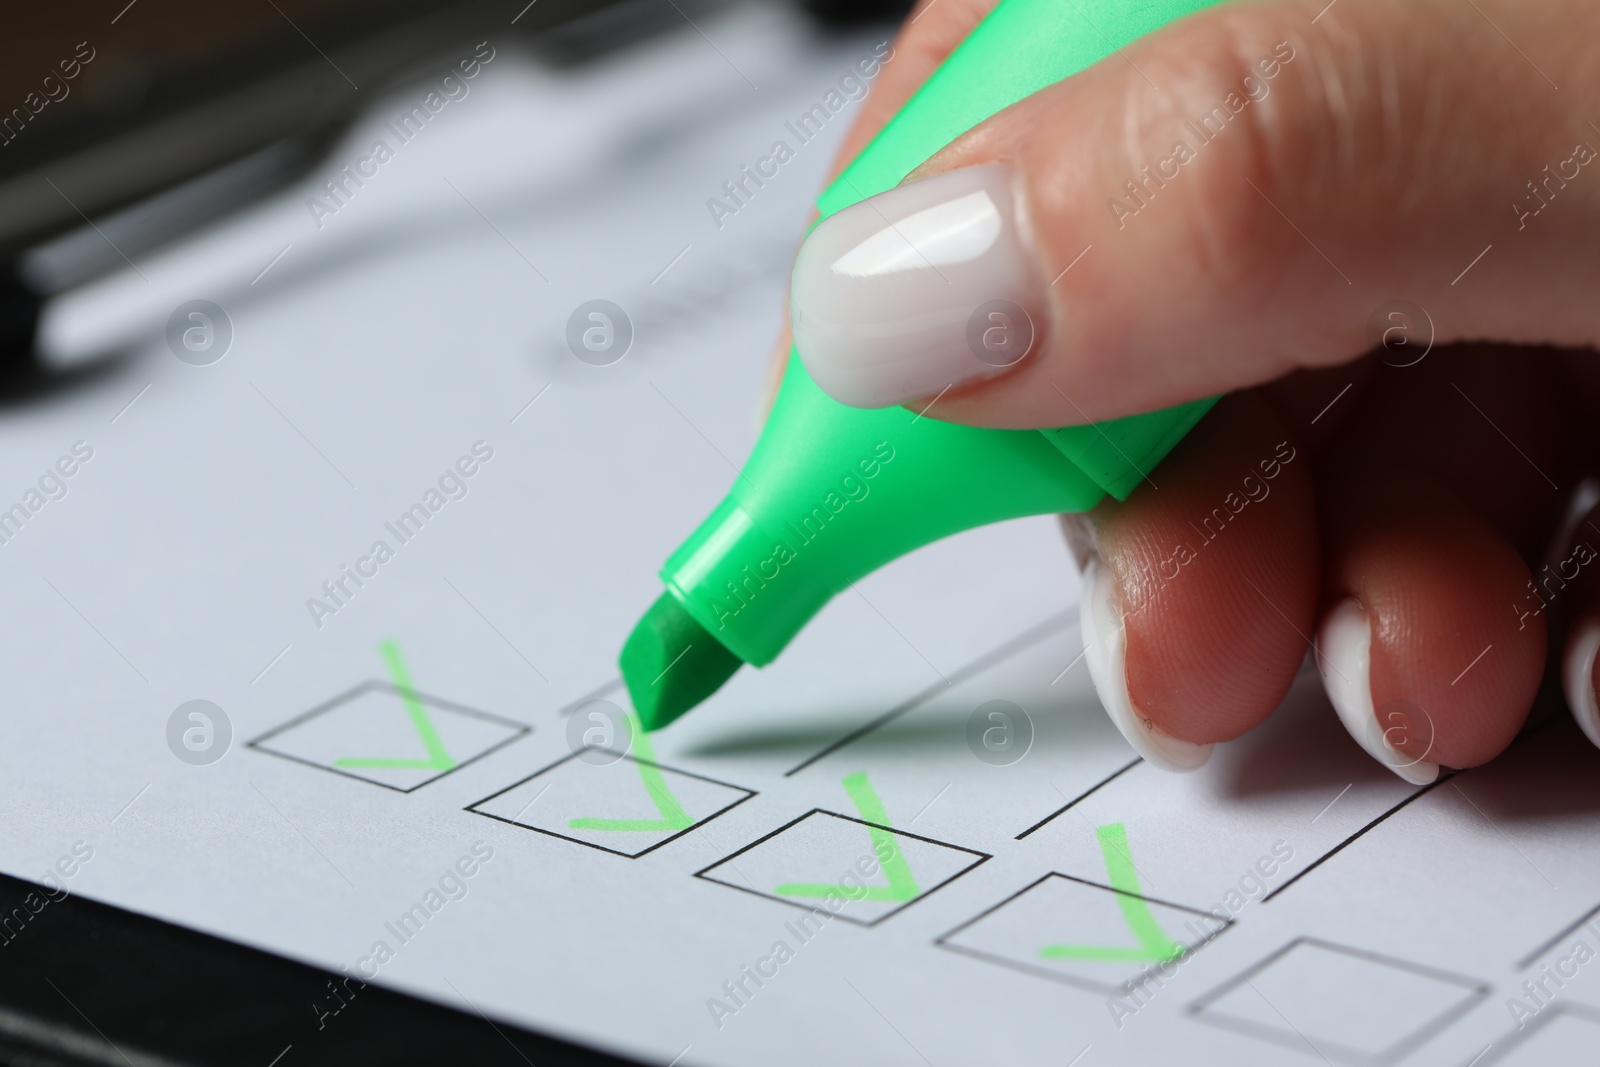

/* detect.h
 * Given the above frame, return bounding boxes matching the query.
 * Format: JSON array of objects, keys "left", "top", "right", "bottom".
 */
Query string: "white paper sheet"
[{"left": 7, "top": 6, "right": 1600, "bottom": 1065}]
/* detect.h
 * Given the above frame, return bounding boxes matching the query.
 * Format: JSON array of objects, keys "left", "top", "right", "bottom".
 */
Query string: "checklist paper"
[{"left": 6, "top": 6, "right": 1600, "bottom": 1066}]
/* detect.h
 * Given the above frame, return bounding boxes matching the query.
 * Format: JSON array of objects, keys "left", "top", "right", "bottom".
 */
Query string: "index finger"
[
  {"left": 762, "top": 0, "right": 1000, "bottom": 413},
  {"left": 824, "top": 0, "right": 1002, "bottom": 182}
]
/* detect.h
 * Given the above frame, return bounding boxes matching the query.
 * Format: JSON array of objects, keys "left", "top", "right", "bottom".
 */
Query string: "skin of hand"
[{"left": 776, "top": 0, "right": 1600, "bottom": 780}]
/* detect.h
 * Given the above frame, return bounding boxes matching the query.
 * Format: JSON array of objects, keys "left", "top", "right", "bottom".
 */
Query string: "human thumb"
[{"left": 789, "top": 0, "right": 1600, "bottom": 427}]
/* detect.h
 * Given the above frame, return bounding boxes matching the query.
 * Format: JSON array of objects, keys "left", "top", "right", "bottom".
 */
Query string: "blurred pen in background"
[
  {"left": 3, "top": 0, "right": 906, "bottom": 382},
  {"left": 0, "top": 0, "right": 627, "bottom": 375}
]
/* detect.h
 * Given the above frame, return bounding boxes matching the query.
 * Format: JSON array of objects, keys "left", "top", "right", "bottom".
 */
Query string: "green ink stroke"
[
  {"left": 568, "top": 715, "right": 694, "bottom": 832},
  {"left": 335, "top": 639, "right": 457, "bottom": 771},
  {"left": 774, "top": 772, "right": 919, "bottom": 903},
  {"left": 1038, "top": 822, "right": 1183, "bottom": 963}
]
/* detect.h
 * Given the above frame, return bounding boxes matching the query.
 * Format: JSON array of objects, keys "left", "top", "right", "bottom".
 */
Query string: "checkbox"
[
  {"left": 1188, "top": 937, "right": 1489, "bottom": 1065},
  {"left": 248, "top": 681, "right": 528, "bottom": 792},
  {"left": 935, "top": 872, "right": 1232, "bottom": 996},
  {"left": 1479, "top": 1002, "right": 1600, "bottom": 1065},
  {"left": 696, "top": 809, "right": 989, "bottom": 926},
  {"left": 467, "top": 751, "right": 754, "bottom": 858}
]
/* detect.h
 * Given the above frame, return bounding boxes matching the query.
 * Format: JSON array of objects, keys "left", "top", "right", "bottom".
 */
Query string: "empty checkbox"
[{"left": 1189, "top": 937, "right": 1488, "bottom": 1064}]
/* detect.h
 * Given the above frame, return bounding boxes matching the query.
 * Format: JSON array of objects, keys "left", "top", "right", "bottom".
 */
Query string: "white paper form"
[{"left": 6, "top": 5, "right": 1600, "bottom": 1066}]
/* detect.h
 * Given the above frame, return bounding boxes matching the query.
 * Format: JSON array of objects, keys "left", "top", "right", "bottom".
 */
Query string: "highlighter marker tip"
[{"left": 621, "top": 592, "right": 743, "bottom": 730}]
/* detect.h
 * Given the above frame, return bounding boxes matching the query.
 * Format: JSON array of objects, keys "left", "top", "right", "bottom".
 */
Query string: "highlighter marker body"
[{"left": 623, "top": 0, "right": 1224, "bottom": 729}]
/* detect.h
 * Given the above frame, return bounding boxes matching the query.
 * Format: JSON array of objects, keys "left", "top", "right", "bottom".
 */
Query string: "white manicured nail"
[
  {"left": 1562, "top": 616, "right": 1600, "bottom": 749},
  {"left": 1317, "top": 599, "right": 1439, "bottom": 785},
  {"left": 1080, "top": 556, "right": 1213, "bottom": 772},
  {"left": 790, "top": 164, "right": 1046, "bottom": 409}
]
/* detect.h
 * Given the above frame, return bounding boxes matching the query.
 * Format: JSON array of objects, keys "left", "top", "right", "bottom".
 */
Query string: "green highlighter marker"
[{"left": 623, "top": 0, "right": 1223, "bottom": 730}]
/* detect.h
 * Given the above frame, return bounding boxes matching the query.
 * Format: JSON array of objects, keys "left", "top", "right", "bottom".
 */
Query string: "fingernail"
[
  {"left": 1080, "top": 555, "right": 1213, "bottom": 772},
  {"left": 790, "top": 163, "right": 1046, "bottom": 409},
  {"left": 1317, "top": 599, "right": 1440, "bottom": 785},
  {"left": 1562, "top": 615, "right": 1600, "bottom": 749}
]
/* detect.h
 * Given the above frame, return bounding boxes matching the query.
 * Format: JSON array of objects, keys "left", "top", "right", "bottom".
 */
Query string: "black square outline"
[
  {"left": 1476, "top": 1001, "right": 1600, "bottom": 1065},
  {"left": 933, "top": 872, "right": 1235, "bottom": 997},
  {"left": 465, "top": 749, "right": 756, "bottom": 859},
  {"left": 693, "top": 809, "right": 991, "bottom": 928},
  {"left": 247, "top": 681, "right": 531, "bottom": 794},
  {"left": 1187, "top": 936, "right": 1491, "bottom": 1066}
]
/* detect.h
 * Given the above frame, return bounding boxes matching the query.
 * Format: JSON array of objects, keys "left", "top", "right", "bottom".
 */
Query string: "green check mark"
[
  {"left": 334, "top": 640, "right": 458, "bottom": 772},
  {"left": 1038, "top": 823, "right": 1183, "bottom": 963},
  {"left": 567, "top": 715, "right": 694, "bottom": 832},
  {"left": 773, "top": 772, "right": 920, "bottom": 903}
]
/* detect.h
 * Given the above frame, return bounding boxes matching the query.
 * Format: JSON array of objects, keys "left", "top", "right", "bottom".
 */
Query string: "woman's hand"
[{"left": 784, "top": 0, "right": 1600, "bottom": 779}]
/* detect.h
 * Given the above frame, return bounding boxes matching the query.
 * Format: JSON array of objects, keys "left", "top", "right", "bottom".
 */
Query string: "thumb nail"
[{"left": 789, "top": 163, "right": 1047, "bottom": 409}]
